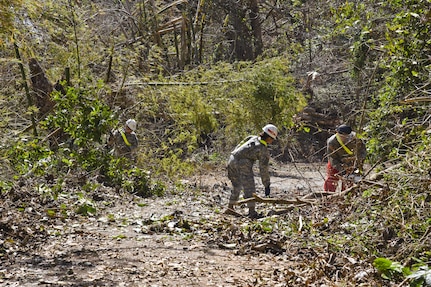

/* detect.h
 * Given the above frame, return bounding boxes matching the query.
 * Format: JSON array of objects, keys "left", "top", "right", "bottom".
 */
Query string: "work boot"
[
  {"left": 247, "top": 208, "right": 263, "bottom": 219},
  {"left": 224, "top": 204, "right": 237, "bottom": 216}
]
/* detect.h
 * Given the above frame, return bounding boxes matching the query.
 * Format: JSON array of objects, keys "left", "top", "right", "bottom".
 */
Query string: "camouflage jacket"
[{"left": 228, "top": 135, "right": 271, "bottom": 187}]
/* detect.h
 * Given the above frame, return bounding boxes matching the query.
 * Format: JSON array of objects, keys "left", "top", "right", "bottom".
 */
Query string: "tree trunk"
[
  {"left": 28, "top": 58, "right": 55, "bottom": 118},
  {"left": 249, "top": 0, "right": 263, "bottom": 57},
  {"left": 229, "top": 4, "right": 253, "bottom": 60}
]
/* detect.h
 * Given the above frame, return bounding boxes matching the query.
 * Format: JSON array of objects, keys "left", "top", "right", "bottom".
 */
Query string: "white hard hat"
[
  {"left": 126, "top": 119, "right": 137, "bottom": 131},
  {"left": 262, "top": 124, "right": 278, "bottom": 139}
]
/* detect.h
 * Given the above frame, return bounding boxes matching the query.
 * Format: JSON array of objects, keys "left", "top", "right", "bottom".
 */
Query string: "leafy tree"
[
  {"left": 366, "top": 1, "right": 431, "bottom": 162},
  {"left": 0, "top": 0, "right": 23, "bottom": 37}
]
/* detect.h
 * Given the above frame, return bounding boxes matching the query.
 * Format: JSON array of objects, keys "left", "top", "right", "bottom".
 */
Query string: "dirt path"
[{"left": 1, "top": 163, "right": 328, "bottom": 287}]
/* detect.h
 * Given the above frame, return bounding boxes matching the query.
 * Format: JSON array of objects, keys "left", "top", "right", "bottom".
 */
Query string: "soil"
[{"left": 1, "top": 163, "right": 371, "bottom": 287}]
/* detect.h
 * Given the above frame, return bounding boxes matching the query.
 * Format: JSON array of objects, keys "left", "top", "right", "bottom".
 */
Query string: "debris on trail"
[
  {"left": 0, "top": 163, "right": 410, "bottom": 286},
  {"left": 236, "top": 193, "right": 314, "bottom": 206}
]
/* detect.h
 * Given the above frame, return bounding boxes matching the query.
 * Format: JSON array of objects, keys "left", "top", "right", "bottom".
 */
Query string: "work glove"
[{"left": 264, "top": 186, "right": 270, "bottom": 197}]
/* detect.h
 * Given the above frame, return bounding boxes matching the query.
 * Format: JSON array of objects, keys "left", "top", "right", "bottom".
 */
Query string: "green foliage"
[
  {"left": 7, "top": 84, "right": 115, "bottom": 176},
  {"left": 7, "top": 82, "right": 120, "bottom": 178},
  {"left": 121, "top": 168, "right": 165, "bottom": 198},
  {"left": 408, "top": 265, "right": 431, "bottom": 287},
  {"left": 167, "top": 85, "right": 218, "bottom": 152},
  {"left": 7, "top": 138, "right": 53, "bottom": 175},
  {"left": 374, "top": 258, "right": 431, "bottom": 286},
  {"left": 0, "top": 0, "right": 23, "bottom": 36},
  {"left": 368, "top": 2, "right": 430, "bottom": 161},
  {"left": 76, "top": 203, "right": 97, "bottom": 216},
  {"left": 39, "top": 84, "right": 116, "bottom": 173},
  {"left": 2, "top": 1, "right": 431, "bottom": 285},
  {"left": 0, "top": 180, "right": 12, "bottom": 194},
  {"left": 44, "top": 84, "right": 115, "bottom": 146},
  {"left": 36, "top": 183, "right": 60, "bottom": 201},
  {"left": 330, "top": 1, "right": 365, "bottom": 34},
  {"left": 103, "top": 158, "right": 165, "bottom": 198},
  {"left": 373, "top": 257, "right": 410, "bottom": 280},
  {"left": 245, "top": 217, "right": 276, "bottom": 234},
  {"left": 6, "top": 81, "right": 165, "bottom": 199},
  {"left": 75, "top": 192, "right": 97, "bottom": 216},
  {"left": 384, "top": 2, "right": 431, "bottom": 96},
  {"left": 245, "top": 58, "right": 306, "bottom": 128},
  {"left": 136, "top": 58, "right": 305, "bottom": 176}
]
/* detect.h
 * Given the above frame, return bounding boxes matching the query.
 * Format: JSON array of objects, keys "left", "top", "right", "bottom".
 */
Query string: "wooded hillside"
[{"left": 1, "top": 0, "right": 431, "bottom": 286}]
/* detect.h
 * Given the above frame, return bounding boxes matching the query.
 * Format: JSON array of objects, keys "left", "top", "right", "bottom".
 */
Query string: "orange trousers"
[{"left": 323, "top": 162, "right": 346, "bottom": 192}]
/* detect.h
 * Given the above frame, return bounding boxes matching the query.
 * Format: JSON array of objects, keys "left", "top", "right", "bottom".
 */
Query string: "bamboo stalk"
[{"left": 13, "top": 39, "right": 38, "bottom": 136}]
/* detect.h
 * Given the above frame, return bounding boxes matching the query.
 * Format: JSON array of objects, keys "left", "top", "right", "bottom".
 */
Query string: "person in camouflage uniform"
[
  {"left": 108, "top": 119, "right": 138, "bottom": 161},
  {"left": 226, "top": 124, "right": 278, "bottom": 218},
  {"left": 324, "top": 124, "right": 366, "bottom": 192}
]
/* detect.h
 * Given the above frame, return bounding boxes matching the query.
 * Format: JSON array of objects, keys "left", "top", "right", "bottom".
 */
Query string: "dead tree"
[
  {"left": 28, "top": 58, "right": 55, "bottom": 118},
  {"left": 28, "top": 58, "right": 70, "bottom": 149}
]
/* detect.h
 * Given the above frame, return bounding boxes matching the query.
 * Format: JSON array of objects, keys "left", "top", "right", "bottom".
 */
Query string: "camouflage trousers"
[{"left": 227, "top": 155, "right": 256, "bottom": 208}]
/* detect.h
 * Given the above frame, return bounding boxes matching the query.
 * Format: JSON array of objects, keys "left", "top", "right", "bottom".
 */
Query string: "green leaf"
[
  {"left": 374, "top": 257, "right": 393, "bottom": 270},
  {"left": 46, "top": 209, "right": 56, "bottom": 217}
]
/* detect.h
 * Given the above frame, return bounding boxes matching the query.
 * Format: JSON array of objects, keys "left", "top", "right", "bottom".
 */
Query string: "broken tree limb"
[
  {"left": 234, "top": 178, "right": 383, "bottom": 209},
  {"left": 325, "top": 184, "right": 358, "bottom": 198},
  {"left": 235, "top": 193, "right": 314, "bottom": 205},
  {"left": 301, "top": 191, "right": 337, "bottom": 199},
  {"left": 223, "top": 208, "right": 244, "bottom": 217},
  {"left": 303, "top": 177, "right": 387, "bottom": 200},
  {"left": 369, "top": 163, "right": 403, "bottom": 181},
  {"left": 360, "top": 179, "right": 387, "bottom": 188},
  {"left": 301, "top": 181, "right": 361, "bottom": 200},
  {"left": 40, "top": 127, "right": 62, "bottom": 143},
  {"left": 267, "top": 204, "right": 308, "bottom": 216}
]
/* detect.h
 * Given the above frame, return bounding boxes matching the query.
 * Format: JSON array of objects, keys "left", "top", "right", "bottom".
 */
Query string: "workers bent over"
[
  {"left": 226, "top": 124, "right": 278, "bottom": 219},
  {"left": 108, "top": 119, "right": 138, "bottom": 161},
  {"left": 324, "top": 124, "right": 366, "bottom": 192}
]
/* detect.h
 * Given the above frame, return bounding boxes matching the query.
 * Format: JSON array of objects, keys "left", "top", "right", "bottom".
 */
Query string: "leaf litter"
[{"left": 0, "top": 163, "right": 385, "bottom": 286}]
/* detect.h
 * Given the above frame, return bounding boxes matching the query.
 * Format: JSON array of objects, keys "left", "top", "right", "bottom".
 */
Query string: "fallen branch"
[
  {"left": 223, "top": 208, "right": 244, "bottom": 217},
  {"left": 267, "top": 205, "right": 308, "bottom": 216},
  {"left": 369, "top": 163, "right": 402, "bottom": 181},
  {"left": 325, "top": 184, "right": 358, "bottom": 198},
  {"left": 305, "top": 177, "right": 389, "bottom": 202},
  {"left": 301, "top": 191, "right": 334, "bottom": 199},
  {"left": 360, "top": 179, "right": 387, "bottom": 188},
  {"left": 401, "top": 96, "right": 431, "bottom": 103},
  {"left": 234, "top": 179, "right": 382, "bottom": 210},
  {"left": 235, "top": 193, "right": 314, "bottom": 205},
  {"left": 301, "top": 183, "right": 359, "bottom": 200},
  {"left": 40, "top": 127, "right": 62, "bottom": 143}
]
